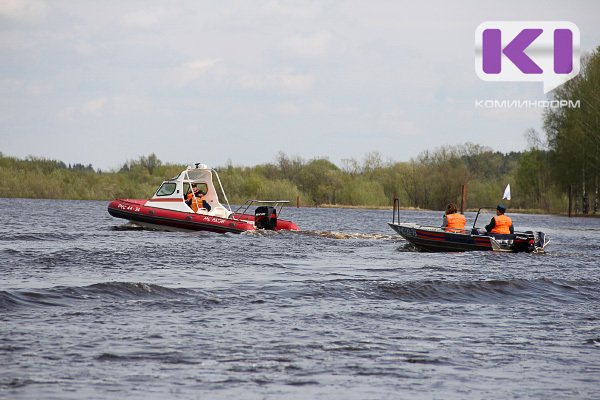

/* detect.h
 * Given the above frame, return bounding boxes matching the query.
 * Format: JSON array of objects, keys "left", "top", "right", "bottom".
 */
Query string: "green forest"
[
  {"left": 0, "top": 145, "right": 582, "bottom": 214},
  {"left": 1, "top": 47, "right": 598, "bottom": 215}
]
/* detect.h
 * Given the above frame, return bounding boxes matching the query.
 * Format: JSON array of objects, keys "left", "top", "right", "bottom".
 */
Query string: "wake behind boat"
[
  {"left": 108, "top": 163, "right": 299, "bottom": 234},
  {"left": 388, "top": 200, "right": 549, "bottom": 253}
]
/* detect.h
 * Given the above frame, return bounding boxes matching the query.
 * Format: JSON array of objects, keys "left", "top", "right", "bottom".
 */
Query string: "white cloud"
[
  {"left": 0, "top": 0, "right": 47, "bottom": 22},
  {"left": 278, "top": 71, "right": 315, "bottom": 94},
  {"left": 376, "top": 109, "right": 421, "bottom": 137},
  {"left": 275, "top": 102, "right": 301, "bottom": 115},
  {"left": 238, "top": 70, "right": 315, "bottom": 95},
  {"left": 169, "top": 58, "right": 221, "bottom": 86},
  {"left": 331, "top": 107, "right": 422, "bottom": 139},
  {"left": 25, "top": 81, "right": 52, "bottom": 96},
  {"left": 81, "top": 98, "right": 107, "bottom": 117},
  {"left": 121, "top": 8, "right": 167, "bottom": 29},
  {"left": 71, "top": 40, "right": 97, "bottom": 56},
  {"left": 58, "top": 97, "right": 107, "bottom": 121},
  {"left": 283, "top": 31, "right": 333, "bottom": 58},
  {"left": 109, "top": 95, "right": 163, "bottom": 117},
  {"left": 0, "top": 78, "right": 50, "bottom": 96},
  {"left": 260, "top": 1, "right": 322, "bottom": 19},
  {"left": 57, "top": 95, "right": 167, "bottom": 121},
  {"left": 183, "top": 59, "right": 219, "bottom": 73}
]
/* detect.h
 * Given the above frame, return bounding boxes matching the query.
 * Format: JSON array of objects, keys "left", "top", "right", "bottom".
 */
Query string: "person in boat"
[
  {"left": 186, "top": 184, "right": 211, "bottom": 212},
  {"left": 485, "top": 204, "right": 514, "bottom": 235},
  {"left": 442, "top": 203, "right": 466, "bottom": 232}
]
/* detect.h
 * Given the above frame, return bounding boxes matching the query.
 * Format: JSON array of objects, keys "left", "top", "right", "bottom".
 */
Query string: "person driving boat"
[
  {"left": 485, "top": 204, "right": 514, "bottom": 234},
  {"left": 186, "top": 184, "right": 211, "bottom": 212}
]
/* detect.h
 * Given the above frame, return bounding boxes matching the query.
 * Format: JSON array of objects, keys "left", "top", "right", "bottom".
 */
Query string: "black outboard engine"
[
  {"left": 533, "top": 231, "right": 547, "bottom": 252},
  {"left": 255, "top": 206, "right": 277, "bottom": 230}
]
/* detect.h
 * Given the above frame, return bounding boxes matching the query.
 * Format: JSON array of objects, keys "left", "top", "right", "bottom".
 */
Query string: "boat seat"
[{"left": 209, "top": 205, "right": 231, "bottom": 219}]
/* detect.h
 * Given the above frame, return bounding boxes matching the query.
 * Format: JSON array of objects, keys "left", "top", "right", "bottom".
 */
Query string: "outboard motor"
[
  {"left": 534, "top": 231, "right": 548, "bottom": 252},
  {"left": 255, "top": 206, "right": 277, "bottom": 230}
]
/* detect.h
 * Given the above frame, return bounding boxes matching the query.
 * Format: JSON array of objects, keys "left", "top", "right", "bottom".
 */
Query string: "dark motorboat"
[{"left": 388, "top": 200, "right": 549, "bottom": 253}]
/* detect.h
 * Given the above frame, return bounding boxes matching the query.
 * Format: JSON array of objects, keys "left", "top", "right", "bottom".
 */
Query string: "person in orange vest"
[
  {"left": 485, "top": 204, "right": 514, "bottom": 234},
  {"left": 186, "top": 184, "right": 211, "bottom": 212},
  {"left": 442, "top": 203, "right": 466, "bottom": 232}
]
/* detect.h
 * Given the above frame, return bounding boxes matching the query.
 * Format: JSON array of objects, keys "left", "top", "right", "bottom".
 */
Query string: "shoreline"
[{"left": 3, "top": 197, "right": 599, "bottom": 218}]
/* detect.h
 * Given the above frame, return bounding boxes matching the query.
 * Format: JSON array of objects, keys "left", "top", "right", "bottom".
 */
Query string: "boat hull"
[
  {"left": 388, "top": 222, "right": 545, "bottom": 253},
  {"left": 108, "top": 199, "right": 299, "bottom": 234}
]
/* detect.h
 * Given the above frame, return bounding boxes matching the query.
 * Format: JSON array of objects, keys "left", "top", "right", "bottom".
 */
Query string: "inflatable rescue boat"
[{"left": 108, "top": 163, "right": 300, "bottom": 234}]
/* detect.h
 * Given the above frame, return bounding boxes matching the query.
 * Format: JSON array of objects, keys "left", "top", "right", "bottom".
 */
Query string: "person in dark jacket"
[{"left": 485, "top": 204, "right": 514, "bottom": 234}]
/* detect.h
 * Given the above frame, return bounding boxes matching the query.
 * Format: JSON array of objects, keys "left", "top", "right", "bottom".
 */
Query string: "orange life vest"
[
  {"left": 491, "top": 214, "right": 512, "bottom": 234},
  {"left": 445, "top": 213, "right": 466, "bottom": 231},
  {"left": 187, "top": 192, "right": 204, "bottom": 212}
]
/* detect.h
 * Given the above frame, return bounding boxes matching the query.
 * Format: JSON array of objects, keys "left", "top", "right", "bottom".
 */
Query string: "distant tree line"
[
  {"left": 0, "top": 146, "right": 569, "bottom": 213},
  {"left": 0, "top": 153, "right": 182, "bottom": 201}
]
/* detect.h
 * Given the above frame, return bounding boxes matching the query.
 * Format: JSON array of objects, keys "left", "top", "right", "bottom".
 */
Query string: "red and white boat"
[{"left": 108, "top": 163, "right": 300, "bottom": 234}]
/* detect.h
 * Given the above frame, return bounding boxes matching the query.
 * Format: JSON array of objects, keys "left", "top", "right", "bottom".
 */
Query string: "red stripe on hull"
[{"left": 146, "top": 198, "right": 184, "bottom": 202}]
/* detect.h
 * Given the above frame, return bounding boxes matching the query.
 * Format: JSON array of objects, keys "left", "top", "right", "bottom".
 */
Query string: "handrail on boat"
[
  {"left": 212, "top": 169, "right": 232, "bottom": 212},
  {"left": 472, "top": 206, "right": 498, "bottom": 229},
  {"left": 232, "top": 199, "right": 290, "bottom": 221}
]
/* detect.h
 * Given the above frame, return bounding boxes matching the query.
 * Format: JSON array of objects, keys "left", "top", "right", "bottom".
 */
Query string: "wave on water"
[
  {"left": 79, "top": 282, "right": 195, "bottom": 298},
  {"left": 241, "top": 229, "right": 398, "bottom": 240},
  {"left": 240, "top": 229, "right": 279, "bottom": 237},
  {"left": 3, "top": 277, "right": 597, "bottom": 312},
  {"left": 109, "top": 222, "right": 400, "bottom": 241},
  {"left": 0, "top": 232, "right": 84, "bottom": 242},
  {"left": 110, "top": 222, "right": 146, "bottom": 231},
  {"left": 375, "top": 278, "right": 597, "bottom": 303},
  {"left": 296, "top": 230, "right": 399, "bottom": 240},
  {"left": 95, "top": 350, "right": 199, "bottom": 364},
  {"left": 0, "top": 282, "right": 202, "bottom": 311},
  {"left": 584, "top": 338, "right": 600, "bottom": 347}
]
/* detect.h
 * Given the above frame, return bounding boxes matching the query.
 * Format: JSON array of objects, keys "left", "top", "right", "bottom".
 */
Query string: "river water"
[{"left": 1, "top": 198, "right": 599, "bottom": 399}]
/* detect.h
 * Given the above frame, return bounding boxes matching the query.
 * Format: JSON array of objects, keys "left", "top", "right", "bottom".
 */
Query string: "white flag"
[{"left": 503, "top": 184, "right": 511, "bottom": 200}]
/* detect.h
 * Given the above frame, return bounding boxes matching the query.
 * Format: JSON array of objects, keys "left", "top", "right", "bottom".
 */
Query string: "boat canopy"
[{"left": 145, "top": 163, "right": 232, "bottom": 218}]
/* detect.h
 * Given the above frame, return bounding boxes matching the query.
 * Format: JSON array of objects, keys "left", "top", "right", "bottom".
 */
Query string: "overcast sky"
[{"left": 1, "top": 0, "right": 599, "bottom": 170}]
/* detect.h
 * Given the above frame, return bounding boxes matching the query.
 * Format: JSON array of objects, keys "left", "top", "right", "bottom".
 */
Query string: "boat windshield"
[
  {"left": 156, "top": 182, "right": 177, "bottom": 196},
  {"left": 183, "top": 182, "right": 209, "bottom": 197}
]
